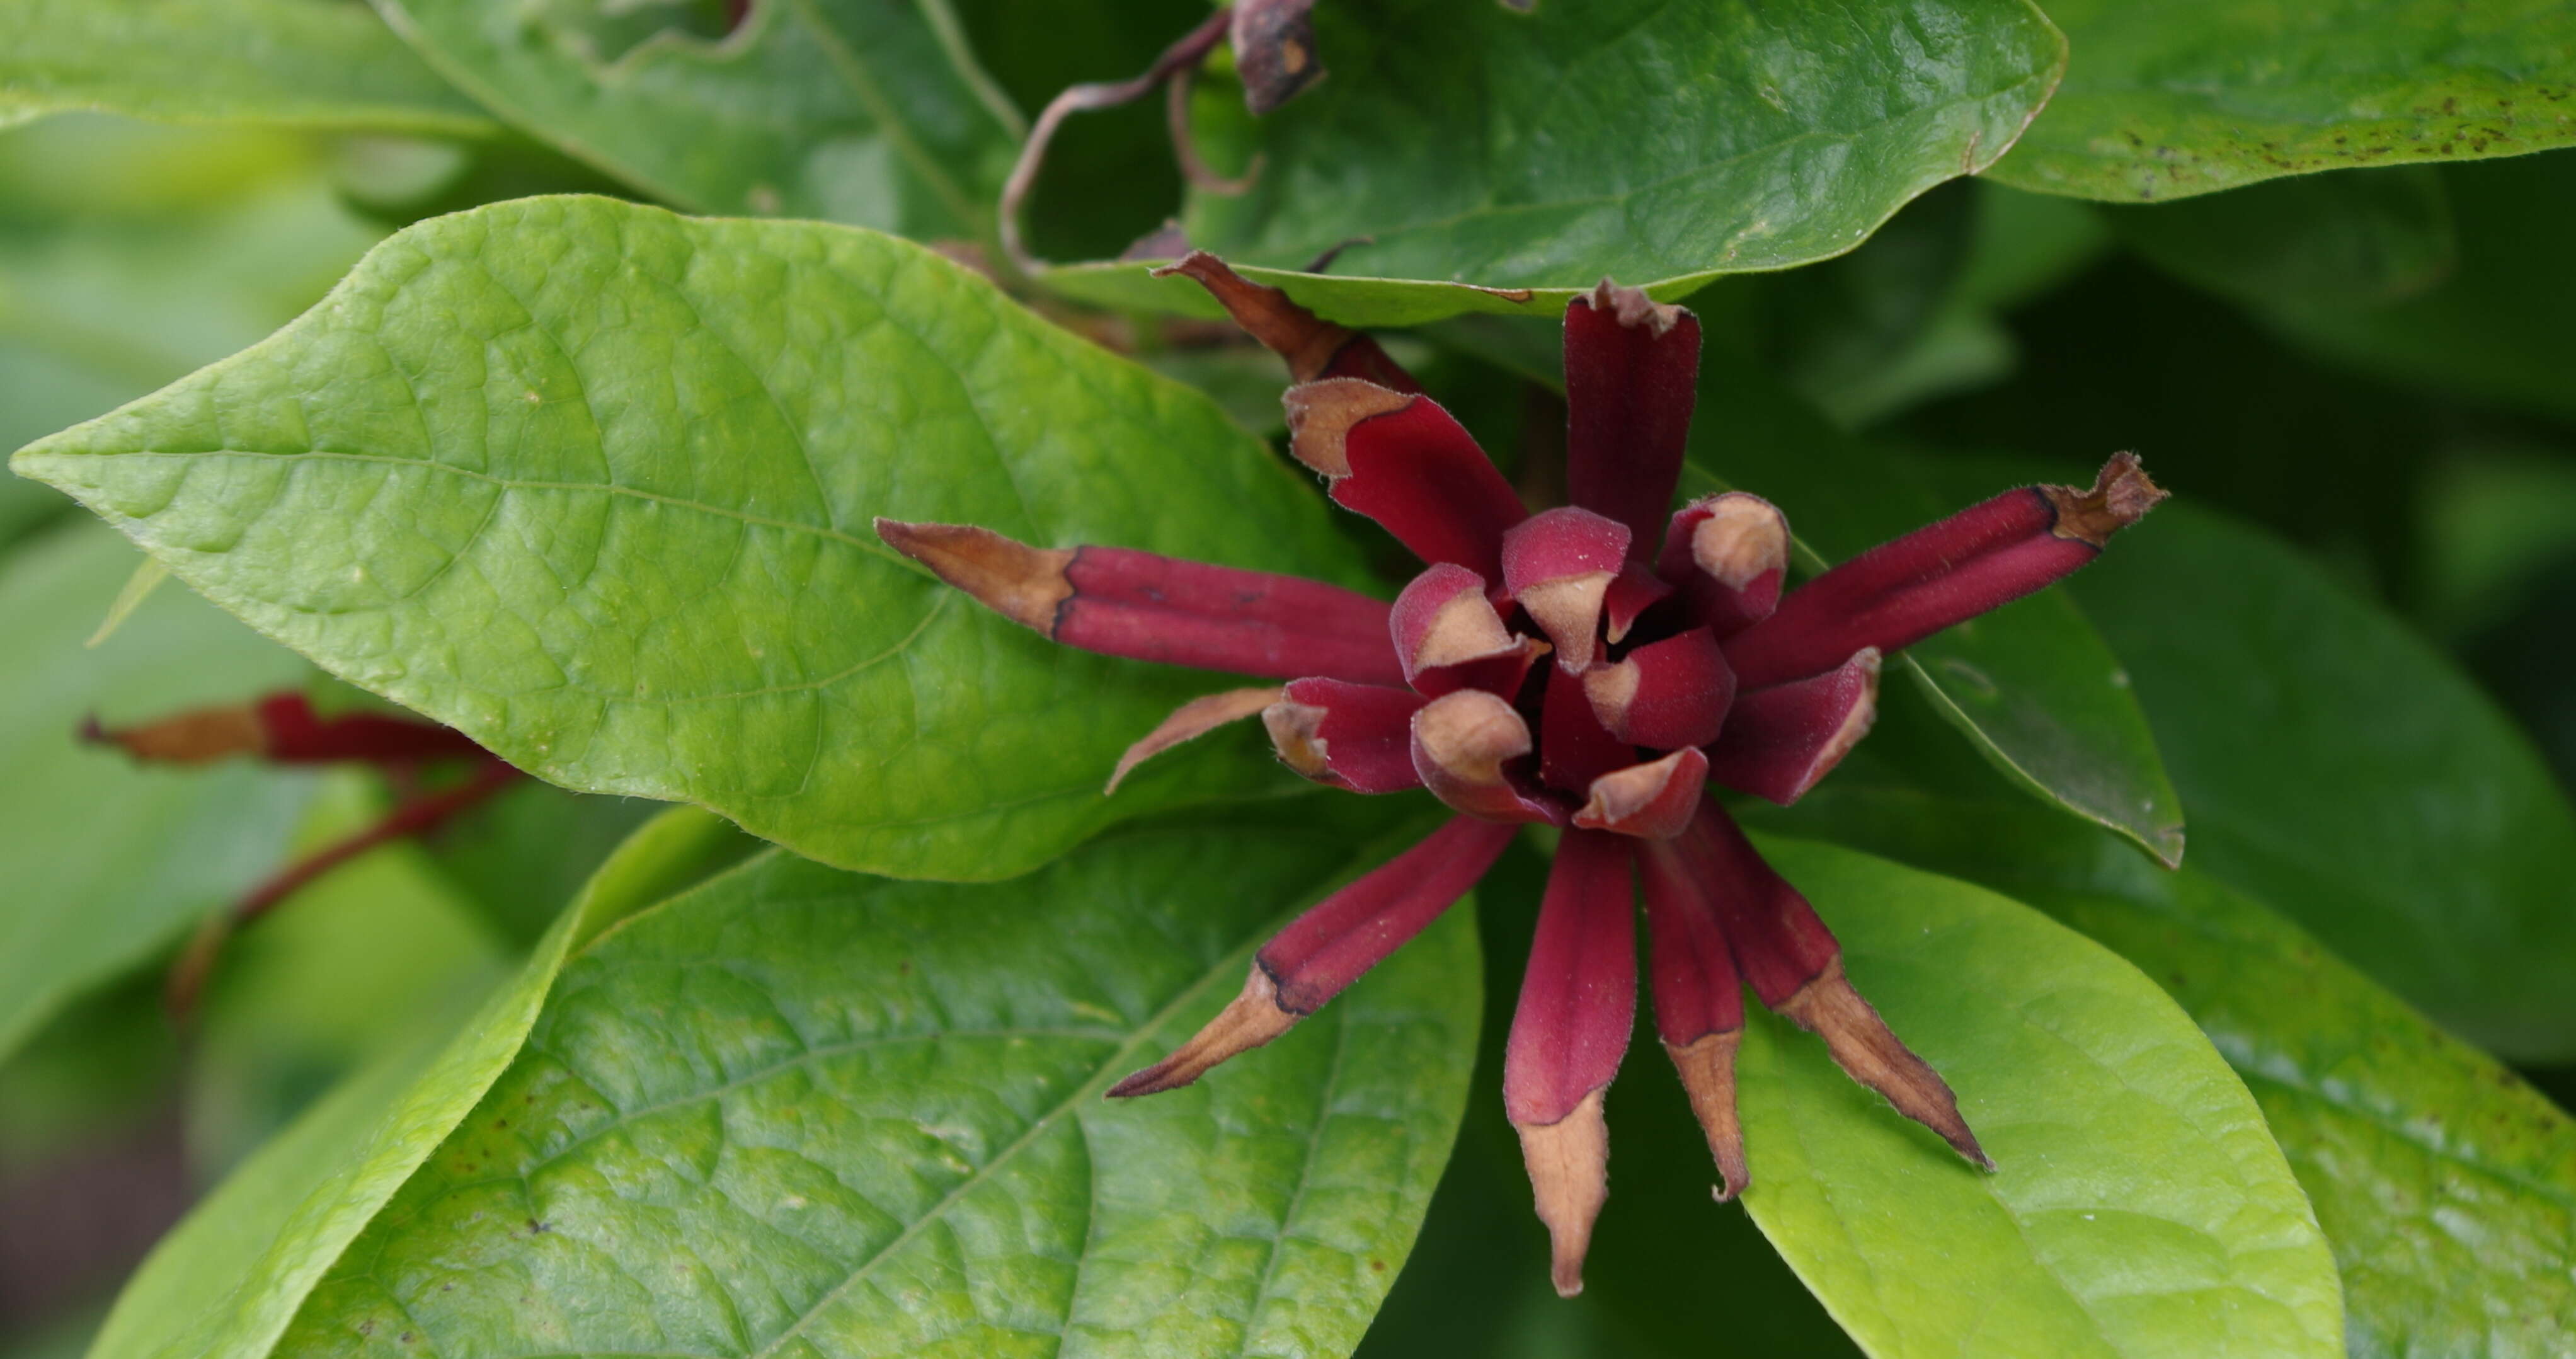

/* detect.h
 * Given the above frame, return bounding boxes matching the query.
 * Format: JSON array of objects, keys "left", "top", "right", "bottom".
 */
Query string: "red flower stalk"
[{"left": 877, "top": 252, "right": 2165, "bottom": 1295}]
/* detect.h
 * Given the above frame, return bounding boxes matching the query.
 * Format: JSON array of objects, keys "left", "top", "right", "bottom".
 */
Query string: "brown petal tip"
[
  {"left": 1155, "top": 250, "right": 1349, "bottom": 380},
  {"left": 83, "top": 703, "right": 266, "bottom": 765},
  {"left": 1515, "top": 1087, "right": 1611, "bottom": 1298},
  {"left": 1282, "top": 377, "right": 1414, "bottom": 478},
  {"left": 2044, "top": 452, "right": 2168, "bottom": 548},
  {"left": 1573, "top": 749, "right": 1707, "bottom": 840},
  {"left": 1106, "top": 686, "right": 1283, "bottom": 794},
  {"left": 1107, "top": 963, "right": 1300, "bottom": 1098},
  {"left": 1584, "top": 277, "right": 1685, "bottom": 338},
  {"left": 1666, "top": 1032, "right": 1750, "bottom": 1201},
  {"left": 1262, "top": 699, "right": 1335, "bottom": 782},
  {"left": 1778, "top": 957, "right": 1993, "bottom": 1170},
  {"left": 1230, "top": 0, "right": 1325, "bottom": 116},
  {"left": 874, "top": 519, "right": 1075, "bottom": 634}
]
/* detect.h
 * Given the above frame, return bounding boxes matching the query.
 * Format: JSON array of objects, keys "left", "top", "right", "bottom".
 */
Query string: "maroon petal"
[
  {"left": 1582, "top": 626, "right": 1735, "bottom": 751},
  {"left": 1391, "top": 563, "right": 1550, "bottom": 698},
  {"left": 1673, "top": 803, "right": 1990, "bottom": 1168},
  {"left": 1108, "top": 816, "right": 1516, "bottom": 1096},
  {"left": 1107, "top": 685, "right": 1285, "bottom": 794},
  {"left": 1638, "top": 834, "right": 1750, "bottom": 1200},
  {"left": 1285, "top": 379, "right": 1528, "bottom": 580},
  {"left": 1540, "top": 665, "right": 1636, "bottom": 793},
  {"left": 1657, "top": 492, "right": 1789, "bottom": 639},
  {"left": 876, "top": 520, "right": 1405, "bottom": 687},
  {"left": 1502, "top": 506, "right": 1629, "bottom": 673},
  {"left": 1412, "top": 689, "right": 1564, "bottom": 824},
  {"left": 1703, "top": 649, "right": 1880, "bottom": 805},
  {"left": 86, "top": 691, "right": 486, "bottom": 767},
  {"left": 1155, "top": 251, "right": 1421, "bottom": 391},
  {"left": 1603, "top": 561, "right": 1673, "bottom": 645},
  {"left": 1506, "top": 828, "right": 1638, "bottom": 1297},
  {"left": 1564, "top": 280, "right": 1702, "bottom": 554},
  {"left": 1572, "top": 748, "right": 1707, "bottom": 840},
  {"left": 1724, "top": 455, "right": 2166, "bottom": 689},
  {"left": 1263, "top": 678, "right": 1426, "bottom": 793}
]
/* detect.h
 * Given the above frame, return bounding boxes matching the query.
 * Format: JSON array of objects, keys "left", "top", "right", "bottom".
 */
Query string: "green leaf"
[
  {"left": 2104, "top": 166, "right": 2459, "bottom": 309},
  {"left": 0, "top": 0, "right": 491, "bottom": 135},
  {"left": 13, "top": 195, "right": 1373, "bottom": 880},
  {"left": 1682, "top": 355, "right": 2184, "bottom": 864},
  {"left": 374, "top": 0, "right": 1021, "bottom": 232},
  {"left": 1759, "top": 783, "right": 2576, "bottom": 1358},
  {"left": 2068, "top": 503, "right": 2576, "bottom": 1062},
  {"left": 1037, "top": 0, "right": 2067, "bottom": 323},
  {"left": 1735, "top": 834, "right": 2344, "bottom": 1359},
  {"left": 89, "top": 805, "right": 755, "bottom": 1359},
  {"left": 0, "top": 520, "right": 312, "bottom": 1064},
  {"left": 1984, "top": 0, "right": 2576, "bottom": 202},
  {"left": 2255, "top": 151, "right": 2576, "bottom": 423},
  {"left": 267, "top": 807, "right": 1478, "bottom": 1359}
]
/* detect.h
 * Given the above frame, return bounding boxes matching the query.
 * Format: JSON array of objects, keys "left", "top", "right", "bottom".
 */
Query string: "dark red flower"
[{"left": 876, "top": 255, "right": 2165, "bottom": 1295}]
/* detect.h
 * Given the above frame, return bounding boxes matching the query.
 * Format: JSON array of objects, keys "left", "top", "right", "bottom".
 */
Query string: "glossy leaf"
[
  {"left": 1038, "top": 0, "right": 2067, "bottom": 323},
  {"left": 375, "top": 0, "right": 1021, "bottom": 232},
  {"left": 1735, "top": 834, "right": 2344, "bottom": 1359},
  {"left": 268, "top": 809, "right": 1479, "bottom": 1359},
  {"left": 2069, "top": 503, "right": 2576, "bottom": 1061},
  {"left": 1682, "top": 356, "right": 2184, "bottom": 864},
  {"left": 14, "top": 195, "right": 1373, "bottom": 880},
  {"left": 88, "top": 805, "right": 755, "bottom": 1359},
  {"left": 0, "top": 520, "right": 312, "bottom": 1063},
  {"left": 1763, "top": 783, "right": 2576, "bottom": 1359},
  {"left": 1985, "top": 0, "right": 2576, "bottom": 202},
  {"left": 2257, "top": 151, "right": 2576, "bottom": 423},
  {"left": 0, "top": 0, "right": 490, "bottom": 135},
  {"left": 2104, "top": 166, "right": 2459, "bottom": 308}
]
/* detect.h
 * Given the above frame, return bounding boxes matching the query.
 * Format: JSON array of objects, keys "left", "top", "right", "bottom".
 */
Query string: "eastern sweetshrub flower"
[{"left": 877, "top": 255, "right": 2164, "bottom": 1295}]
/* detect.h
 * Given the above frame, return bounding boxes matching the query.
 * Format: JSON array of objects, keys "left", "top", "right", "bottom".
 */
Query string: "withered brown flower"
[{"left": 877, "top": 255, "right": 2164, "bottom": 1295}]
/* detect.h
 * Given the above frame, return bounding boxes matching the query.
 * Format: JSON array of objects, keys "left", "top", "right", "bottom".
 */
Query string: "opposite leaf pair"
[{"left": 879, "top": 255, "right": 2163, "bottom": 1294}]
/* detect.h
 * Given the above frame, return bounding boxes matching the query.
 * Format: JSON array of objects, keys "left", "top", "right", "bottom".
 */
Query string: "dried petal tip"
[
  {"left": 1778, "top": 958, "right": 1993, "bottom": 1170},
  {"left": 1574, "top": 748, "right": 1707, "bottom": 840},
  {"left": 1108, "top": 963, "right": 1300, "bottom": 1098},
  {"left": 1154, "top": 252, "right": 1417, "bottom": 390},
  {"left": 1516, "top": 1089, "right": 1611, "bottom": 1297},
  {"left": 1230, "top": 0, "right": 1324, "bottom": 116},
  {"left": 1666, "top": 1032, "right": 1751, "bottom": 1201},
  {"left": 874, "top": 519, "right": 1072, "bottom": 633},
  {"left": 1586, "top": 277, "right": 1683, "bottom": 338},
  {"left": 1106, "top": 686, "right": 1282, "bottom": 794},
  {"left": 2044, "top": 452, "right": 2167, "bottom": 548},
  {"left": 1262, "top": 678, "right": 1425, "bottom": 793},
  {"left": 82, "top": 703, "right": 264, "bottom": 764}
]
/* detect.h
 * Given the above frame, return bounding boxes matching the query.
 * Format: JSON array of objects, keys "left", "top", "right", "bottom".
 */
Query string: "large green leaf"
[
  {"left": 374, "top": 0, "right": 1021, "bottom": 232},
  {"left": 1764, "top": 783, "right": 2576, "bottom": 1359},
  {"left": 266, "top": 807, "right": 1479, "bottom": 1359},
  {"left": 1736, "top": 835, "right": 2344, "bottom": 1359},
  {"left": 0, "top": 520, "right": 312, "bottom": 1064},
  {"left": 0, "top": 0, "right": 491, "bottom": 135},
  {"left": 14, "top": 195, "right": 1373, "bottom": 880},
  {"left": 2257, "top": 151, "right": 2576, "bottom": 423},
  {"left": 1038, "top": 0, "right": 2066, "bottom": 323},
  {"left": 89, "top": 805, "right": 755, "bottom": 1359},
  {"left": 1683, "top": 355, "right": 2184, "bottom": 864},
  {"left": 2068, "top": 503, "right": 2576, "bottom": 1061},
  {"left": 1984, "top": 0, "right": 2576, "bottom": 202}
]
